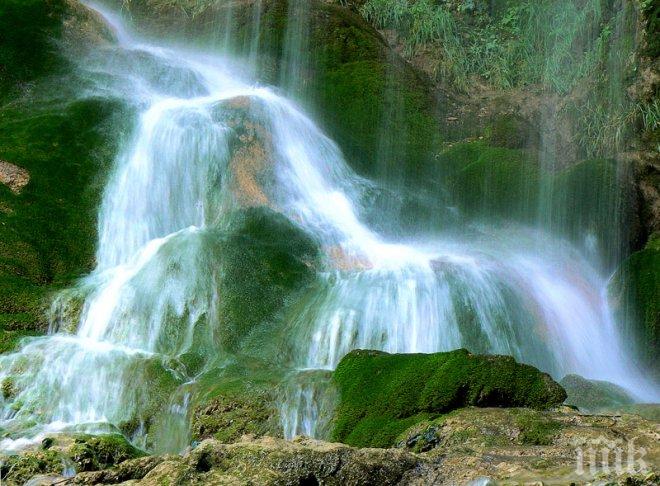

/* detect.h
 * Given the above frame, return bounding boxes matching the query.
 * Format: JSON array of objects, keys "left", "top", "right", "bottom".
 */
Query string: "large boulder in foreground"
[{"left": 331, "top": 348, "right": 566, "bottom": 448}]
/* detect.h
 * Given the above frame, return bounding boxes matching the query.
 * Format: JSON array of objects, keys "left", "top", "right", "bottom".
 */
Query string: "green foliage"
[
  {"left": 640, "top": 0, "right": 659, "bottom": 57},
  {"left": 638, "top": 98, "right": 660, "bottom": 152},
  {"left": 331, "top": 348, "right": 566, "bottom": 448},
  {"left": 360, "top": 0, "right": 640, "bottom": 157}
]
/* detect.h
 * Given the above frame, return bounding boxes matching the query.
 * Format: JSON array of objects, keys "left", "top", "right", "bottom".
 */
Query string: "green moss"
[
  {"left": 560, "top": 374, "right": 634, "bottom": 413},
  {"left": 217, "top": 207, "right": 319, "bottom": 350},
  {"left": 0, "top": 94, "right": 128, "bottom": 340},
  {"left": 190, "top": 362, "right": 285, "bottom": 443},
  {"left": 436, "top": 141, "right": 542, "bottom": 222},
  {"left": 609, "top": 234, "right": 660, "bottom": 377},
  {"left": 330, "top": 348, "right": 566, "bottom": 448},
  {"left": 191, "top": 387, "right": 280, "bottom": 444},
  {"left": 515, "top": 410, "right": 562, "bottom": 446},
  {"left": 68, "top": 433, "right": 145, "bottom": 472},
  {"left": 551, "top": 158, "right": 631, "bottom": 266},
  {"left": 0, "top": 0, "right": 68, "bottom": 98},
  {"left": 0, "top": 449, "right": 62, "bottom": 485}
]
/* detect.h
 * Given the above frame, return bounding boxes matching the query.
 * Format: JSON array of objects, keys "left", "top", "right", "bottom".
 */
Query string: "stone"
[{"left": 0, "top": 161, "right": 29, "bottom": 194}]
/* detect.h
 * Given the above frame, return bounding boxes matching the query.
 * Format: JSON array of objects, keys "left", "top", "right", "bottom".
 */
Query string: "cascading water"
[{"left": 0, "top": 0, "right": 657, "bottom": 453}]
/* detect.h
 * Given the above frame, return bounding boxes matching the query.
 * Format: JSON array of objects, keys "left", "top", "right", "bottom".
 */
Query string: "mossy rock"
[
  {"left": 0, "top": 0, "right": 68, "bottom": 98},
  {"left": 191, "top": 382, "right": 282, "bottom": 444},
  {"left": 0, "top": 433, "right": 144, "bottom": 484},
  {"left": 67, "top": 433, "right": 145, "bottom": 472},
  {"left": 0, "top": 0, "right": 130, "bottom": 341},
  {"left": 399, "top": 407, "right": 564, "bottom": 454},
  {"left": 609, "top": 234, "right": 660, "bottom": 378},
  {"left": 435, "top": 141, "right": 542, "bottom": 222},
  {"left": 217, "top": 207, "right": 319, "bottom": 350},
  {"left": 0, "top": 94, "right": 129, "bottom": 341},
  {"left": 485, "top": 113, "right": 539, "bottom": 149},
  {"left": 330, "top": 348, "right": 566, "bottom": 448},
  {"left": 550, "top": 157, "right": 634, "bottom": 268},
  {"left": 0, "top": 448, "right": 62, "bottom": 485},
  {"left": 560, "top": 374, "right": 635, "bottom": 413}
]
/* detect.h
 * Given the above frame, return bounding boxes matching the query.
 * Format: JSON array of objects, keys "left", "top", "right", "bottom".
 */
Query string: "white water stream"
[{"left": 0, "top": 0, "right": 656, "bottom": 452}]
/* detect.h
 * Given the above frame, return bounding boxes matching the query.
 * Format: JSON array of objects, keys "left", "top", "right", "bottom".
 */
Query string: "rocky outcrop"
[
  {"left": 107, "top": 0, "right": 445, "bottom": 184},
  {"left": 396, "top": 406, "right": 659, "bottom": 485},
  {"left": 6, "top": 408, "right": 659, "bottom": 485},
  {"left": 330, "top": 348, "right": 567, "bottom": 448}
]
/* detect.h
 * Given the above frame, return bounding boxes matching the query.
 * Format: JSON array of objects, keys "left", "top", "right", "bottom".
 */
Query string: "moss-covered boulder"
[
  {"left": 217, "top": 207, "right": 319, "bottom": 350},
  {"left": 330, "top": 348, "right": 566, "bottom": 448},
  {"left": 436, "top": 141, "right": 542, "bottom": 222},
  {"left": 190, "top": 367, "right": 283, "bottom": 444},
  {"left": 609, "top": 234, "right": 660, "bottom": 379},
  {"left": 560, "top": 374, "right": 636, "bottom": 413},
  {"left": 66, "top": 434, "right": 146, "bottom": 472},
  {"left": 0, "top": 433, "right": 144, "bottom": 485}
]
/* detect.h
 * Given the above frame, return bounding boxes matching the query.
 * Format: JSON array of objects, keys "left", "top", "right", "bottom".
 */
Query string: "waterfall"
[{"left": 0, "top": 1, "right": 656, "bottom": 452}]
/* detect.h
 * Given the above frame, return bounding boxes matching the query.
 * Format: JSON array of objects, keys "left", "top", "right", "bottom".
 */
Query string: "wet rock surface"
[{"left": 2, "top": 407, "right": 657, "bottom": 485}]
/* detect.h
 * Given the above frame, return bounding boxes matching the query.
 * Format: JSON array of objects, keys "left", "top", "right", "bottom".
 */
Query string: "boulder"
[
  {"left": 0, "top": 433, "right": 144, "bottom": 485},
  {"left": 217, "top": 206, "right": 319, "bottom": 350},
  {"left": 609, "top": 233, "right": 660, "bottom": 379},
  {"left": 560, "top": 374, "right": 636, "bottom": 413},
  {"left": 330, "top": 348, "right": 567, "bottom": 447}
]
